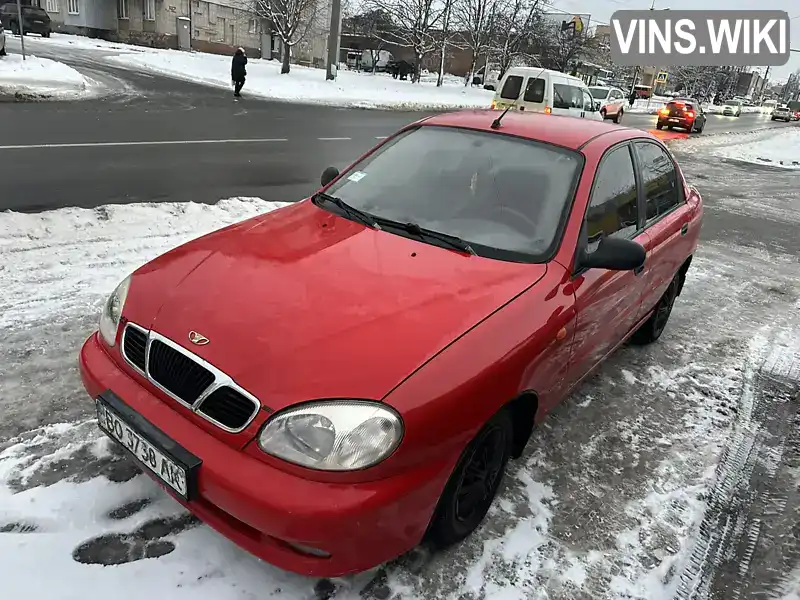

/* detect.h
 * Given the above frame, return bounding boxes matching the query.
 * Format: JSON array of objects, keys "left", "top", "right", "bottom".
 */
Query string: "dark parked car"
[
  {"left": 0, "top": 3, "right": 51, "bottom": 37},
  {"left": 656, "top": 98, "right": 707, "bottom": 133}
]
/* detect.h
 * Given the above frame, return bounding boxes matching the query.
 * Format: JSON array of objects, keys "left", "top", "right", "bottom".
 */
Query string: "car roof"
[
  {"left": 670, "top": 97, "right": 698, "bottom": 103},
  {"left": 418, "top": 110, "right": 647, "bottom": 151},
  {"left": 504, "top": 67, "right": 585, "bottom": 84}
]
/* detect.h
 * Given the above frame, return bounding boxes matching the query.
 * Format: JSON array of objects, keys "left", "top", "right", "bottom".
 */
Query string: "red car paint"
[{"left": 79, "top": 110, "right": 703, "bottom": 577}]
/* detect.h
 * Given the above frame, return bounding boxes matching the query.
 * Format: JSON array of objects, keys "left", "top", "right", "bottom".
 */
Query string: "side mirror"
[
  {"left": 579, "top": 236, "right": 645, "bottom": 272},
  {"left": 320, "top": 166, "right": 339, "bottom": 187}
]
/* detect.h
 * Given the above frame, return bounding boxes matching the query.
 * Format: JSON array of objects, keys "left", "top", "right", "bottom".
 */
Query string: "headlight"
[
  {"left": 258, "top": 400, "right": 403, "bottom": 471},
  {"left": 99, "top": 275, "right": 131, "bottom": 347}
]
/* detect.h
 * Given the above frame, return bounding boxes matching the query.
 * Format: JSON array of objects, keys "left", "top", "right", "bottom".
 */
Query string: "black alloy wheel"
[
  {"left": 425, "top": 410, "right": 513, "bottom": 548},
  {"left": 631, "top": 275, "right": 680, "bottom": 345}
]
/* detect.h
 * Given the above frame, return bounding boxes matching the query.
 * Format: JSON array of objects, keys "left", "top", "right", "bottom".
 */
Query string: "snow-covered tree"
[
  {"left": 368, "top": 0, "right": 446, "bottom": 82},
  {"left": 453, "top": 0, "right": 499, "bottom": 86},
  {"left": 248, "top": 0, "right": 323, "bottom": 74}
]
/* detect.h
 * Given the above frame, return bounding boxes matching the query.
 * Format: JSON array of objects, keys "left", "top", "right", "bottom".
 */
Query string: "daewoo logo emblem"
[{"left": 188, "top": 331, "right": 210, "bottom": 346}]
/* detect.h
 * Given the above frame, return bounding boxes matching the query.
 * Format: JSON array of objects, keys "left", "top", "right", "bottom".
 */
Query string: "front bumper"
[{"left": 79, "top": 331, "right": 451, "bottom": 577}]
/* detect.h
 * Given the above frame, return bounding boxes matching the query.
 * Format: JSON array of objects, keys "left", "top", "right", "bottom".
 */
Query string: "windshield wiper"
[
  {"left": 314, "top": 192, "right": 381, "bottom": 230},
  {"left": 376, "top": 219, "right": 476, "bottom": 255}
]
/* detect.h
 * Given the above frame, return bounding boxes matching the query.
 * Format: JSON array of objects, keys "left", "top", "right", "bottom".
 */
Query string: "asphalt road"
[{"left": 0, "top": 34, "right": 795, "bottom": 212}]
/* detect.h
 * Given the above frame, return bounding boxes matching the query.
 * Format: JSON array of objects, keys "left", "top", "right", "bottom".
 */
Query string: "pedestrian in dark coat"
[
  {"left": 628, "top": 89, "right": 637, "bottom": 107},
  {"left": 231, "top": 47, "right": 247, "bottom": 97}
]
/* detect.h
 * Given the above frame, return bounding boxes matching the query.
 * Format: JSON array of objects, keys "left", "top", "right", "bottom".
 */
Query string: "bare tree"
[
  {"left": 490, "top": 0, "right": 542, "bottom": 78},
  {"left": 453, "top": 0, "right": 498, "bottom": 86},
  {"left": 436, "top": 0, "right": 456, "bottom": 86},
  {"left": 533, "top": 17, "right": 599, "bottom": 74},
  {"left": 248, "top": 0, "right": 322, "bottom": 74},
  {"left": 669, "top": 65, "right": 725, "bottom": 98},
  {"left": 368, "top": 0, "right": 446, "bottom": 82}
]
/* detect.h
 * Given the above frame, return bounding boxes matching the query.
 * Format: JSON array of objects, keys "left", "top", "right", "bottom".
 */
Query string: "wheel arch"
[
  {"left": 676, "top": 255, "right": 693, "bottom": 296},
  {"left": 504, "top": 390, "right": 539, "bottom": 459}
]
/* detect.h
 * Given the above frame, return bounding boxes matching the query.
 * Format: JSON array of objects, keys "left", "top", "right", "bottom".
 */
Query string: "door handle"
[{"left": 681, "top": 223, "right": 689, "bottom": 236}]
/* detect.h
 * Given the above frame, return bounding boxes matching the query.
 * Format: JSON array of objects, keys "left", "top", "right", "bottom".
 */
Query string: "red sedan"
[{"left": 79, "top": 109, "right": 703, "bottom": 577}]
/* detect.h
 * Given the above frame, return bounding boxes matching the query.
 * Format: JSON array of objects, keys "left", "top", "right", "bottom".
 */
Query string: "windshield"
[
  {"left": 321, "top": 126, "right": 583, "bottom": 262},
  {"left": 23, "top": 6, "right": 47, "bottom": 15},
  {"left": 589, "top": 88, "right": 610, "bottom": 99},
  {"left": 729, "top": 100, "right": 742, "bottom": 106}
]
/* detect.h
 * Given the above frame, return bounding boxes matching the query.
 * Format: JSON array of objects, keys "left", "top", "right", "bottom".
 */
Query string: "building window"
[
  {"left": 144, "top": 0, "right": 155, "bottom": 20},
  {"left": 248, "top": 18, "right": 257, "bottom": 34},
  {"left": 68, "top": 0, "right": 79, "bottom": 14},
  {"left": 45, "top": 0, "right": 59, "bottom": 12},
  {"left": 117, "top": 0, "right": 128, "bottom": 19}
]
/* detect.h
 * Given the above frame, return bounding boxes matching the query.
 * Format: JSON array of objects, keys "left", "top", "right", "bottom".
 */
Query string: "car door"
[
  {"left": 631, "top": 140, "right": 692, "bottom": 316},
  {"left": 566, "top": 142, "right": 651, "bottom": 386},
  {"left": 610, "top": 90, "right": 624, "bottom": 114},
  {"left": 581, "top": 89, "right": 603, "bottom": 120},
  {"left": 553, "top": 82, "right": 585, "bottom": 119}
]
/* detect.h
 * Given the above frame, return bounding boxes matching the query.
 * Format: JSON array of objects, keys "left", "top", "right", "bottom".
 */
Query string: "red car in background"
[{"left": 79, "top": 110, "right": 703, "bottom": 577}]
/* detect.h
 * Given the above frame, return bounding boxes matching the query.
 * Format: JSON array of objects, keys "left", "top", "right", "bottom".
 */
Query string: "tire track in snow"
[{"left": 673, "top": 335, "right": 800, "bottom": 600}]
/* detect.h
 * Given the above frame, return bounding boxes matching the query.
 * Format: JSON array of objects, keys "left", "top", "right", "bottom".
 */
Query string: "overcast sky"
[{"left": 551, "top": 0, "right": 800, "bottom": 81}]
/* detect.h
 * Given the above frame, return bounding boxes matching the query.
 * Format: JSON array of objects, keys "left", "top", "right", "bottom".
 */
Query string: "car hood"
[{"left": 125, "top": 200, "right": 546, "bottom": 413}]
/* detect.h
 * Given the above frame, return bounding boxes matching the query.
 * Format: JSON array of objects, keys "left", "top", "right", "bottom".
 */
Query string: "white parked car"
[
  {"left": 0, "top": 21, "right": 6, "bottom": 57},
  {"left": 588, "top": 85, "right": 626, "bottom": 123},
  {"left": 491, "top": 68, "right": 602, "bottom": 121}
]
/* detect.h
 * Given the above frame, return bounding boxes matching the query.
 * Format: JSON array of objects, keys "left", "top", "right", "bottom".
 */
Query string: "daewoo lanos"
[{"left": 79, "top": 110, "right": 703, "bottom": 577}]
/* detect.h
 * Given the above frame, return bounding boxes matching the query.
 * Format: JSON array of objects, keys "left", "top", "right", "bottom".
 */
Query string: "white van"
[{"left": 490, "top": 68, "right": 603, "bottom": 121}]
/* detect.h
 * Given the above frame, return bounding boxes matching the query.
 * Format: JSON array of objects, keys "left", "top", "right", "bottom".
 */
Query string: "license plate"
[
  {"left": 95, "top": 391, "right": 200, "bottom": 500},
  {"left": 669, "top": 118, "right": 680, "bottom": 122}
]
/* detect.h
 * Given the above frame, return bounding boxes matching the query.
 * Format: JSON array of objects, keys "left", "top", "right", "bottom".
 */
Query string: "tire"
[
  {"left": 656, "top": 122, "right": 663, "bottom": 130},
  {"left": 613, "top": 109, "right": 623, "bottom": 124},
  {"left": 10, "top": 21, "right": 19, "bottom": 35},
  {"left": 600, "top": 109, "right": 607, "bottom": 120},
  {"left": 425, "top": 409, "right": 513, "bottom": 549},
  {"left": 630, "top": 274, "right": 681, "bottom": 345},
  {"left": 43, "top": 30, "right": 51, "bottom": 38}
]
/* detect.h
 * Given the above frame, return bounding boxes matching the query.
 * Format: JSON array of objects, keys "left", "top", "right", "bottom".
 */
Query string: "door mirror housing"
[
  {"left": 579, "top": 236, "right": 646, "bottom": 272},
  {"left": 321, "top": 166, "right": 340, "bottom": 187}
]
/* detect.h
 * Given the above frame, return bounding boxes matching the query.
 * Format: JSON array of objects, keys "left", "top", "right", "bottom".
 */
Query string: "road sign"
[{"left": 656, "top": 71, "right": 668, "bottom": 83}]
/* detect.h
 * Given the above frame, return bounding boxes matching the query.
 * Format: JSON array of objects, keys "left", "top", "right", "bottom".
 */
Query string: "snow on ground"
[
  {"left": 677, "top": 126, "right": 800, "bottom": 172},
  {"left": 0, "top": 52, "right": 97, "bottom": 100},
  {"left": 1, "top": 181, "right": 799, "bottom": 598},
  {"left": 627, "top": 95, "right": 766, "bottom": 115},
  {"left": 105, "top": 50, "right": 494, "bottom": 110},
  {"left": 11, "top": 32, "right": 485, "bottom": 109}
]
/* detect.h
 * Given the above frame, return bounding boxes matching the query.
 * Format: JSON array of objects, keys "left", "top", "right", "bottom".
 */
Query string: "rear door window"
[
  {"left": 500, "top": 76, "right": 523, "bottom": 100},
  {"left": 635, "top": 142, "right": 682, "bottom": 221},
  {"left": 523, "top": 78, "right": 545, "bottom": 103}
]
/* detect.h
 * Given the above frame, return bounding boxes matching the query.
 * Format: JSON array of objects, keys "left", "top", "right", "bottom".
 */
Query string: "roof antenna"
[{"left": 491, "top": 66, "right": 548, "bottom": 130}]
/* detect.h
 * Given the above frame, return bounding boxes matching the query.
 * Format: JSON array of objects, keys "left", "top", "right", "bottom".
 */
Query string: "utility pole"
[
  {"left": 326, "top": 0, "right": 342, "bottom": 81},
  {"left": 16, "top": 0, "right": 26, "bottom": 60}
]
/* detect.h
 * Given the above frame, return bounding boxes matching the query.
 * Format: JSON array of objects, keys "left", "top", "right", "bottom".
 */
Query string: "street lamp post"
[{"left": 16, "top": 0, "right": 26, "bottom": 60}]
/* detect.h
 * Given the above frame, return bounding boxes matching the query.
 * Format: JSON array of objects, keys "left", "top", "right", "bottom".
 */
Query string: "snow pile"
[
  {"left": 0, "top": 197, "right": 289, "bottom": 329},
  {"left": 679, "top": 127, "right": 800, "bottom": 170},
  {"left": 0, "top": 53, "right": 94, "bottom": 100},
  {"left": 105, "top": 48, "right": 493, "bottom": 110},
  {"left": 627, "top": 95, "right": 764, "bottom": 115}
]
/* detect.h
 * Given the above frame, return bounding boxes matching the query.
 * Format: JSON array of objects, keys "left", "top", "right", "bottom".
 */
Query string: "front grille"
[
  {"left": 148, "top": 339, "right": 215, "bottom": 405},
  {"left": 196, "top": 387, "right": 258, "bottom": 430},
  {"left": 122, "top": 325, "right": 147, "bottom": 371}
]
